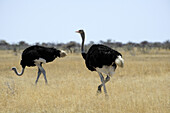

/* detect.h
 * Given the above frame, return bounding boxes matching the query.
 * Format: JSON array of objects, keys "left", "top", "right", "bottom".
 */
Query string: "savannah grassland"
[{"left": 0, "top": 49, "right": 169, "bottom": 113}]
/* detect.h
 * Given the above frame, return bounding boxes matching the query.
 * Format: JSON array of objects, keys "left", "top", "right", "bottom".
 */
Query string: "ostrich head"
[
  {"left": 76, "top": 29, "right": 84, "bottom": 34},
  {"left": 76, "top": 29, "right": 85, "bottom": 40}
]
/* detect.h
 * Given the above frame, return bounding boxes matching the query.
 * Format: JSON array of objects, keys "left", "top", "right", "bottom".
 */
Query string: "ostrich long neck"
[
  {"left": 81, "top": 33, "right": 85, "bottom": 53},
  {"left": 12, "top": 67, "right": 25, "bottom": 76},
  {"left": 80, "top": 32, "right": 87, "bottom": 60}
]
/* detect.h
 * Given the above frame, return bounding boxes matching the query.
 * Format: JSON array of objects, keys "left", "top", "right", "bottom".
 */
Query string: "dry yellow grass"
[{"left": 0, "top": 50, "right": 169, "bottom": 113}]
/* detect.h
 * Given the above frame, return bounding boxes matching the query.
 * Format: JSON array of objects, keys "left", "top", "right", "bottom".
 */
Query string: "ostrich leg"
[
  {"left": 36, "top": 63, "right": 48, "bottom": 84},
  {"left": 41, "top": 67, "right": 47, "bottom": 84},
  {"left": 98, "top": 72, "right": 108, "bottom": 97},
  {"left": 35, "top": 68, "right": 42, "bottom": 84},
  {"left": 97, "top": 75, "right": 110, "bottom": 94},
  {"left": 40, "top": 67, "right": 48, "bottom": 84}
]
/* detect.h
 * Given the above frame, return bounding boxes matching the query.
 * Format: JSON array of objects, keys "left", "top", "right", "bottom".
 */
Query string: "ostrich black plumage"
[
  {"left": 12, "top": 45, "right": 67, "bottom": 84},
  {"left": 76, "top": 29, "right": 124, "bottom": 96}
]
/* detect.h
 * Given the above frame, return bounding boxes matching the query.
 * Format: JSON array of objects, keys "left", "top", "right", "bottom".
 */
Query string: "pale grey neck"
[
  {"left": 12, "top": 67, "right": 25, "bottom": 76},
  {"left": 81, "top": 39, "right": 85, "bottom": 53},
  {"left": 81, "top": 33, "right": 85, "bottom": 53}
]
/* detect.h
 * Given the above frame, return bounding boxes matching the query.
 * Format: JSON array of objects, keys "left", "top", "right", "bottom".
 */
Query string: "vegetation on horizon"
[{"left": 0, "top": 39, "right": 170, "bottom": 56}]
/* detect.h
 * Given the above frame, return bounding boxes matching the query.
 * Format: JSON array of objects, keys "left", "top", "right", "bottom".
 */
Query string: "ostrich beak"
[{"left": 75, "top": 31, "right": 79, "bottom": 33}]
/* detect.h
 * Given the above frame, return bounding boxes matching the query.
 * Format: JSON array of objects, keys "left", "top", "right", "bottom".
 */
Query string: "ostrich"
[
  {"left": 76, "top": 29, "right": 124, "bottom": 97},
  {"left": 12, "top": 45, "right": 67, "bottom": 84}
]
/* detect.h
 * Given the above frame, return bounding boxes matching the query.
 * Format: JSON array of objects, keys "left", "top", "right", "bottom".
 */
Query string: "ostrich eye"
[{"left": 79, "top": 30, "right": 83, "bottom": 33}]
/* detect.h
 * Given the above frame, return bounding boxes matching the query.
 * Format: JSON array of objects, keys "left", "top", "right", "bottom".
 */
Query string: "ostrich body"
[
  {"left": 12, "top": 45, "right": 67, "bottom": 84},
  {"left": 76, "top": 30, "right": 124, "bottom": 96}
]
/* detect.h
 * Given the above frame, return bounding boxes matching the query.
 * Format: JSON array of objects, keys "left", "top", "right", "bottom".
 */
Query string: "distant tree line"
[{"left": 0, "top": 39, "right": 170, "bottom": 55}]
